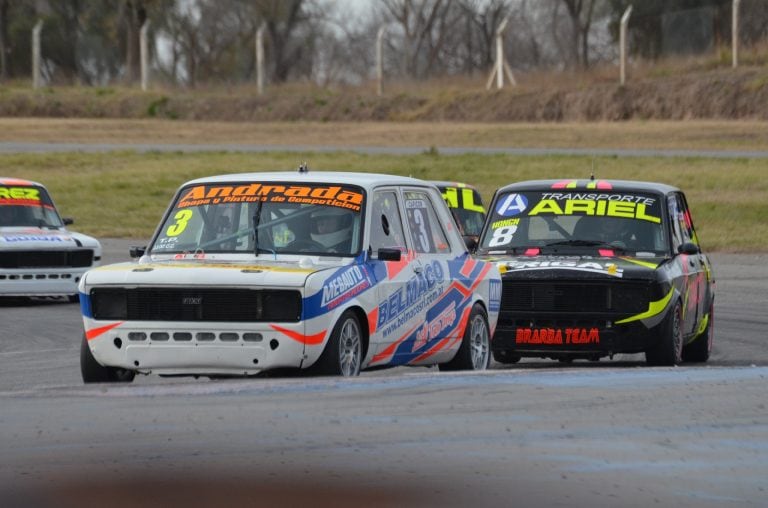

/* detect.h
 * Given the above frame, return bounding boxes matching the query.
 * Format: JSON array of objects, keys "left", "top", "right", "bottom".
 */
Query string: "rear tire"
[
  {"left": 645, "top": 301, "right": 683, "bottom": 366},
  {"left": 311, "top": 310, "right": 362, "bottom": 377},
  {"left": 682, "top": 302, "right": 713, "bottom": 363},
  {"left": 439, "top": 304, "right": 490, "bottom": 371},
  {"left": 80, "top": 335, "right": 135, "bottom": 383}
]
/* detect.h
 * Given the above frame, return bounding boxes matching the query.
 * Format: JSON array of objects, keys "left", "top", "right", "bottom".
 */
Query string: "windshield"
[
  {"left": 479, "top": 190, "right": 668, "bottom": 256},
  {"left": 151, "top": 181, "right": 364, "bottom": 256},
  {"left": 0, "top": 184, "right": 64, "bottom": 228},
  {"left": 438, "top": 185, "right": 486, "bottom": 237}
]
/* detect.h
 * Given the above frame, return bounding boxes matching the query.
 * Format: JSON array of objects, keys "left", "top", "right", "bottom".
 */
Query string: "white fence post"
[
  {"left": 140, "top": 21, "right": 149, "bottom": 91},
  {"left": 376, "top": 26, "right": 386, "bottom": 96},
  {"left": 620, "top": 5, "right": 633, "bottom": 86},
  {"left": 256, "top": 23, "right": 266, "bottom": 95},
  {"left": 32, "top": 19, "right": 43, "bottom": 89},
  {"left": 486, "top": 16, "right": 515, "bottom": 90},
  {"left": 732, "top": 0, "right": 741, "bottom": 68}
]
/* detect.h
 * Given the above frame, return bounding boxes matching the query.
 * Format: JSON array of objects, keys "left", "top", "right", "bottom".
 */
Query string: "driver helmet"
[{"left": 310, "top": 207, "right": 352, "bottom": 248}]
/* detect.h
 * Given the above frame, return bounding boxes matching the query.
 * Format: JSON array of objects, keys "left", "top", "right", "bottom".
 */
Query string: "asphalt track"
[{"left": 2, "top": 239, "right": 767, "bottom": 507}]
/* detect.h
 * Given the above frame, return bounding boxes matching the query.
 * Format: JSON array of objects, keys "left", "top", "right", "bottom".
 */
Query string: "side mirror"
[
  {"left": 464, "top": 235, "right": 478, "bottom": 252},
  {"left": 377, "top": 247, "right": 402, "bottom": 262},
  {"left": 129, "top": 246, "right": 147, "bottom": 258},
  {"left": 678, "top": 242, "right": 700, "bottom": 255},
  {"left": 62, "top": 217, "right": 74, "bottom": 225}
]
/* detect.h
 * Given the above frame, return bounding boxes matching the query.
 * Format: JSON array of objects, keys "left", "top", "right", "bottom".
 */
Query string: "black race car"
[{"left": 475, "top": 178, "right": 714, "bottom": 366}]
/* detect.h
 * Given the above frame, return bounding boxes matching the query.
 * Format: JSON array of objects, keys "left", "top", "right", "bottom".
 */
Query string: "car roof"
[
  {"left": 495, "top": 179, "right": 680, "bottom": 195},
  {"left": 0, "top": 177, "right": 45, "bottom": 187},
  {"left": 183, "top": 171, "right": 431, "bottom": 190}
]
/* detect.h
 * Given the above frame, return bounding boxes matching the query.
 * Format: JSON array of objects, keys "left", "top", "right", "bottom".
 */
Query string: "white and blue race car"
[
  {"left": 1, "top": 177, "right": 101, "bottom": 301},
  {"left": 78, "top": 170, "right": 501, "bottom": 382}
]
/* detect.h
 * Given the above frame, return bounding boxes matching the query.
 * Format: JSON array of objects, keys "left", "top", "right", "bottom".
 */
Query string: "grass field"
[
  {"left": 2, "top": 148, "right": 765, "bottom": 252},
  {"left": 1, "top": 118, "right": 768, "bottom": 151}
]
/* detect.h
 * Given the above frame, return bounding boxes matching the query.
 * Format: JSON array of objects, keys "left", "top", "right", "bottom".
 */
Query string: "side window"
[
  {"left": 370, "top": 190, "right": 406, "bottom": 253},
  {"left": 677, "top": 193, "right": 699, "bottom": 246},
  {"left": 667, "top": 196, "right": 684, "bottom": 251},
  {"left": 403, "top": 190, "right": 451, "bottom": 254}
]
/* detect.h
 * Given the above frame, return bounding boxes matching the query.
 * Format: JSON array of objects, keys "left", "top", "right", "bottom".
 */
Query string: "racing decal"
[
  {"left": 0, "top": 186, "right": 40, "bottom": 205},
  {"left": 85, "top": 321, "right": 124, "bottom": 340},
  {"left": 488, "top": 219, "right": 519, "bottom": 247},
  {"left": 502, "top": 259, "right": 624, "bottom": 278},
  {"left": 1, "top": 234, "right": 70, "bottom": 242},
  {"left": 515, "top": 327, "right": 600, "bottom": 345},
  {"left": 528, "top": 196, "right": 661, "bottom": 223},
  {"left": 412, "top": 305, "right": 473, "bottom": 363},
  {"left": 371, "top": 255, "right": 494, "bottom": 366},
  {"left": 177, "top": 183, "right": 364, "bottom": 212},
  {"left": 412, "top": 301, "right": 456, "bottom": 352},
  {"left": 270, "top": 324, "right": 326, "bottom": 345},
  {"left": 488, "top": 279, "right": 501, "bottom": 312},
  {"left": 303, "top": 262, "right": 378, "bottom": 320},
  {"left": 495, "top": 193, "right": 528, "bottom": 217},
  {"left": 383, "top": 249, "right": 416, "bottom": 280},
  {"left": 441, "top": 186, "right": 485, "bottom": 212},
  {"left": 551, "top": 179, "right": 613, "bottom": 190},
  {"left": 166, "top": 209, "right": 194, "bottom": 237},
  {"left": 615, "top": 287, "right": 673, "bottom": 324},
  {"left": 377, "top": 260, "right": 445, "bottom": 334},
  {"left": 620, "top": 257, "right": 660, "bottom": 269},
  {"left": 405, "top": 198, "right": 436, "bottom": 252}
]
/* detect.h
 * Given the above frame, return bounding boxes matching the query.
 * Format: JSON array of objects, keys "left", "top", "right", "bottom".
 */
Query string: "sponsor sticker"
[
  {"left": 515, "top": 327, "right": 600, "bottom": 345},
  {"left": 177, "top": 183, "right": 364, "bottom": 212},
  {"left": 495, "top": 193, "right": 528, "bottom": 217}
]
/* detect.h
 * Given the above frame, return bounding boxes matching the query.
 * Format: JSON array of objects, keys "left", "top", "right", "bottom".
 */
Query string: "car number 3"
[{"left": 166, "top": 209, "right": 194, "bottom": 237}]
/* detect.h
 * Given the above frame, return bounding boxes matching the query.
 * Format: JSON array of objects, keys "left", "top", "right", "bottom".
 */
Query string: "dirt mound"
[{"left": 1, "top": 68, "right": 766, "bottom": 122}]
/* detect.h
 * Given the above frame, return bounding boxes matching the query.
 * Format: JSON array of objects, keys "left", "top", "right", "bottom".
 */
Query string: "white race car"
[
  {"left": 1, "top": 177, "right": 101, "bottom": 301},
  {"left": 79, "top": 170, "right": 501, "bottom": 382}
]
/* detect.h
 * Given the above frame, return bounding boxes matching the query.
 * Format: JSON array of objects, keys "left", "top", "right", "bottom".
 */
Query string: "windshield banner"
[{"left": 178, "top": 183, "right": 364, "bottom": 212}]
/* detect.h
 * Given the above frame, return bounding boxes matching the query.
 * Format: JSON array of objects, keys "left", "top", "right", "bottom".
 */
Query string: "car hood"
[
  {"left": 482, "top": 254, "right": 668, "bottom": 282},
  {"left": 82, "top": 257, "right": 343, "bottom": 288},
  {"left": 0, "top": 227, "right": 100, "bottom": 250}
]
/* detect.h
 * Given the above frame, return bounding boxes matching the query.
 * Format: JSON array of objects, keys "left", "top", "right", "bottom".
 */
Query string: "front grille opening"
[
  {"left": 0, "top": 250, "right": 94, "bottom": 269},
  {"left": 220, "top": 333, "right": 239, "bottom": 342},
  {"left": 128, "top": 332, "right": 147, "bottom": 341},
  {"left": 91, "top": 288, "right": 302, "bottom": 322},
  {"left": 173, "top": 332, "right": 192, "bottom": 341},
  {"left": 150, "top": 332, "right": 169, "bottom": 341},
  {"left": 196, "top": 332, "right": 215, "bottom": 341},
  {"left": 501, "top": 282, "right": 649, "bottom": 314}
]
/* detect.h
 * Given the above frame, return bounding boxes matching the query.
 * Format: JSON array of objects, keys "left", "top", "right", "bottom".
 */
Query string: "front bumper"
[
  {"left": 0, "top": 267, "right": 88, "bottom": 296},
  {"left": 85, "top": 320, "right": 308, "bottom": 375}
]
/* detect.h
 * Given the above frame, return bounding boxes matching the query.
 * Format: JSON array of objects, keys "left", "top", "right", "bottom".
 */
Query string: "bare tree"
[
  {"left": 560, "top": 0, "right": 599, "bottom": 68},
  {"left": 380, "top": 0, "right": 465, "bottom": 78}
]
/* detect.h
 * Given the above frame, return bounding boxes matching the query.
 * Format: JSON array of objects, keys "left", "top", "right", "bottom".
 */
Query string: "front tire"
[
  {"left": 492, "top": 350, "right": 521, "bottom": 364},
  {"left": 439, "top": 303, "right": 490, "bottom": 371},
  {"left": 80, "top": 335, "right": 135, "bottom": 383},
  {"left": 682, "top": 302, "right": 713, "bottom": 363},
  {"left": 311, "top": 310, "right": 363, "bottom": 377},
  {"left": 645, "top": 301, "right": 683, "bottom": 366}
]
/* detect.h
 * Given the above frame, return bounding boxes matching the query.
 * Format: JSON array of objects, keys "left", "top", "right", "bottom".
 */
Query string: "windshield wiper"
[{"left": 544, "top": 239, "right": 627, "bottom": 252}]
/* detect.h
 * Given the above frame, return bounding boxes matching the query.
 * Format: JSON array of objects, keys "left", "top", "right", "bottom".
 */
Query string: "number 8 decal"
[{"left": 488, "top": 225, "right": 517, "bottom": 247}]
